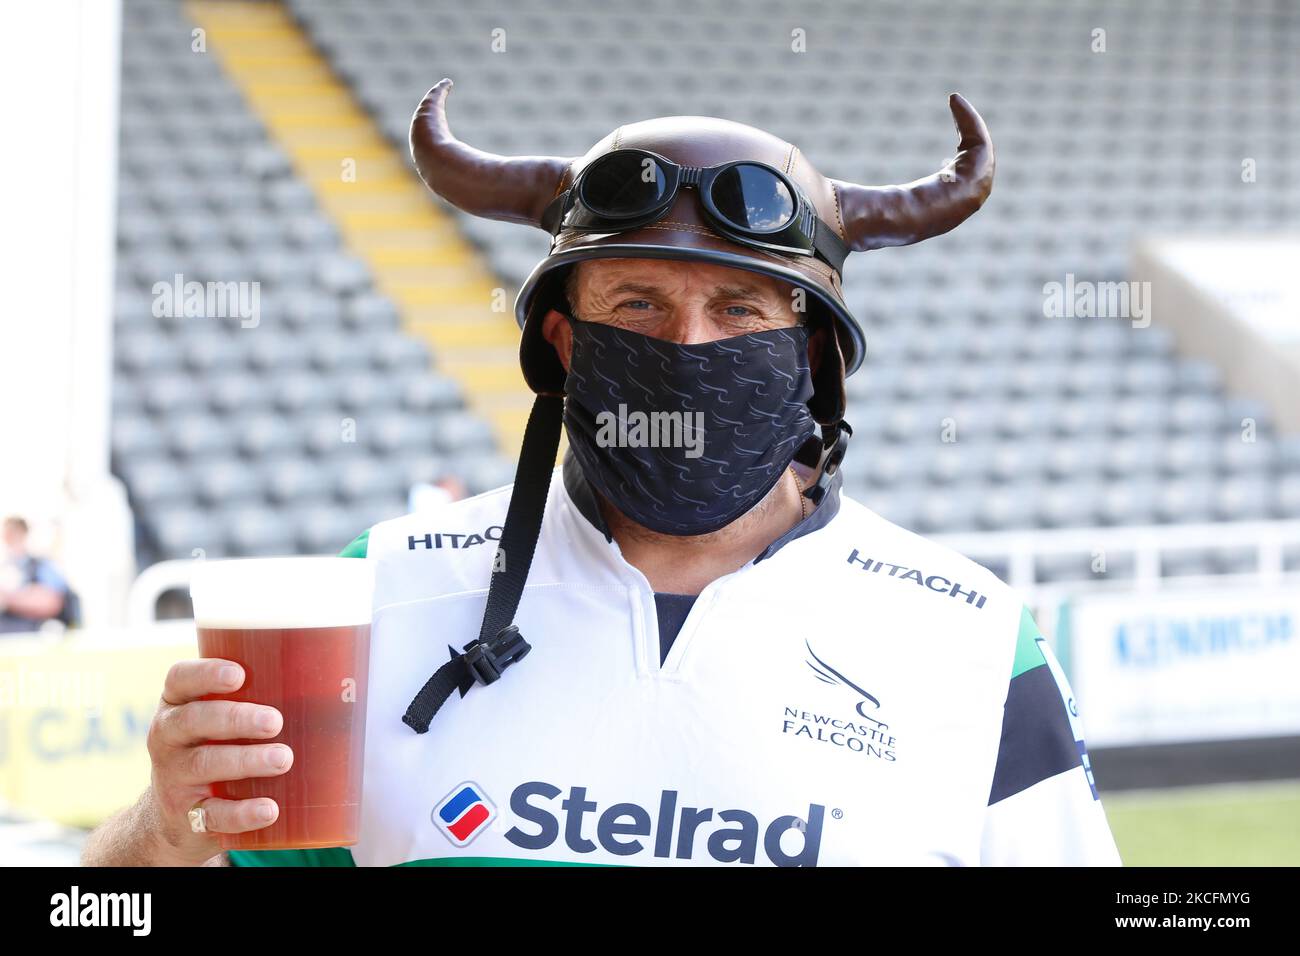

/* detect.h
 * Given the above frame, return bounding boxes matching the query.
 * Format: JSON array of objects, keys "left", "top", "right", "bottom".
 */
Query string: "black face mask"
[{"left": 562, "top": 316, "right": 819, "bottom": 536}]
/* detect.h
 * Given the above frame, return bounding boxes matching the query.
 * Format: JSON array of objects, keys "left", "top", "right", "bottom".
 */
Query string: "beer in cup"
[{"left": 189, "top": 556, "right": 375, "bottom": 850}]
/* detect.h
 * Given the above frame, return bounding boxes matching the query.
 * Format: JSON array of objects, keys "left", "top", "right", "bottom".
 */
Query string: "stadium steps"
[{"left": 185, "top": 0, "right": 534, "bottom": 455}]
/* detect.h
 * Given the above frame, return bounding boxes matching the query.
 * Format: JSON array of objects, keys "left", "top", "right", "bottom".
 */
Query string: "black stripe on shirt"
[{"left": 987, "top": 662, "right": 1082, "bottom": 806}]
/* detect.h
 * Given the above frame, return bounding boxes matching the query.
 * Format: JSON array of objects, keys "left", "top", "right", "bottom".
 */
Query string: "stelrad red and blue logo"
[{"left": 433, "top": 781, "right": 497, "bottom": 846}]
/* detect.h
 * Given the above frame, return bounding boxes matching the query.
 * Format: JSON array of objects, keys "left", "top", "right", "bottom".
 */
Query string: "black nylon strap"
[
  {"left": 475, "top": 394, "right": 565, "bottom": 644},
  {"left": 402, "top": 394, "right": 565, "bottom": 733}
]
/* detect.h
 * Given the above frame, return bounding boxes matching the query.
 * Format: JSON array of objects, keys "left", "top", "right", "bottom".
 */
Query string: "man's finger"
[
  {"left": 162, "top": 659, "right": 244, "bottom": 706},
  {"left": 156, "top": 700, "right": 283, "bottom": 748},
  {"left": 190, "top": 797, "right": 280, "bottom": 835},
  {"left": 177, "top": 743, "right": 294, "bottom": 786}
]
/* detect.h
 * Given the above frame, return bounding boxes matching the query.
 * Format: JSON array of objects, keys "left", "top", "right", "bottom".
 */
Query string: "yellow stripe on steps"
[{"left": 186, "top": 0, "right": 541, "bottom": 461}]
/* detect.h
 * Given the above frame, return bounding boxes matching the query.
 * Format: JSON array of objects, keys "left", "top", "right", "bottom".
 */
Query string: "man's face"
[
  {"left": 541, "top": 258, "right": 824, "bottom": 371},
  {"left": 2, "top": 523, "right": 25, "bottom": 556}
]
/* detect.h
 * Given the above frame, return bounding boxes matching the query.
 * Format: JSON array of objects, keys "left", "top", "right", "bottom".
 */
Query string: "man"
[
  {"left": 408, "top": 471, "right": 468, "bottom": 513},
  {"left": 0, "top": 516, "right": 70, "bottom": 634},
  {"left": 83, "top": 80, "right": 1121, "bottom": 866}
]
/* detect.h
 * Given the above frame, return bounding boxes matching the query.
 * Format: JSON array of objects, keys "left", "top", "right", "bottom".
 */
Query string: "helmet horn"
[
  {"left": 831, "top": 93, "right": 995, "bottom": 251},
  {"left": 409, "top": 78, "right": 575, "bottom": 229}
]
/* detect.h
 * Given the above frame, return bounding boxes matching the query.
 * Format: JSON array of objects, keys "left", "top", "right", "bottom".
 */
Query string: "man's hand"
[
  {"left": 84, "top": 659, "right": 293, "bottom": 866},
  {"left": 147, "top": 659, "right": 294, "bottom": 864}
]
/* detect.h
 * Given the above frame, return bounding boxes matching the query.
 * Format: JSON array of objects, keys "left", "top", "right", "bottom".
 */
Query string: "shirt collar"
[{"left": 559, "top": 446, "right": 841, "bottom": 563}]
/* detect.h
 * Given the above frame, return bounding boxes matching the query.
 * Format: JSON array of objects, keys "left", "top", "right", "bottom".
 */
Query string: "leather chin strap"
[{"left": 796, "top": 420, "right": 851, "bottom": 508}]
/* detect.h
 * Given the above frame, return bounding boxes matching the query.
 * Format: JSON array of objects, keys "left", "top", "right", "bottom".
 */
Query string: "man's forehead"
[{"left": 575, "top": 257, "right": 792, "bottom": 297}]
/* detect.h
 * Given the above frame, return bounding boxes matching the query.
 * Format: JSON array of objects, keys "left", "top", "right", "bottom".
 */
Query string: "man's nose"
[{"left": 653, "top": 302, "right": 718, "bottom": 345}]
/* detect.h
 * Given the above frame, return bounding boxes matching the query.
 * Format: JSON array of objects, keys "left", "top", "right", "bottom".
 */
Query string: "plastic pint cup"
[{"left": 189, "top": 557, "right": 375, "bottom": 851}]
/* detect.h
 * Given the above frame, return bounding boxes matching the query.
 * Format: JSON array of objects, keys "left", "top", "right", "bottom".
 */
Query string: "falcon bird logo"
[{"left": 805, "top": 639, "right": 888, "bottom": 729}]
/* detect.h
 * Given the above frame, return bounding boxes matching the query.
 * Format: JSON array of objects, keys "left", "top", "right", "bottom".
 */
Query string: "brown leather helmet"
[{"left": 410, "top": 77, "right": 994, "bottom": 425}]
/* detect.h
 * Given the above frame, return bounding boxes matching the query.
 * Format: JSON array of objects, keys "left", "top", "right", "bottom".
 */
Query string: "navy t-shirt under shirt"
[{"left": 653, "top": 592, "right": 698, "bottom": 665}]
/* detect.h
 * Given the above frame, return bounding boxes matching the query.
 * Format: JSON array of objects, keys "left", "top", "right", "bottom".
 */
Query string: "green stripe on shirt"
[
  {"left": 339, "top": 529, "right": 369, "bottom": 559},
  {"left": 227, "top": 846, "right": 356, "bottom": 867},
  {"left": 1010, "top": 604, "right": 1047, "bottom": 680}
]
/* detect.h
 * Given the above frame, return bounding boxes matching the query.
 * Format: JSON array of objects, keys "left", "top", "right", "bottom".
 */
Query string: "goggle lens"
[
  {"left": 580, "top": 153, "right": 670, "bottom": 218},
  {"left": 710, "top": 163, "right": 796, "bottom": 232}
]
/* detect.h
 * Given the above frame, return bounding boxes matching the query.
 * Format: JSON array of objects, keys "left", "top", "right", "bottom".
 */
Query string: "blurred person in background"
[
  {"left": 407, "top": 472, "right": 468, "bottom": 513},
  {"left": 0, "top": 516, "right": 72, "bottom": 633}
]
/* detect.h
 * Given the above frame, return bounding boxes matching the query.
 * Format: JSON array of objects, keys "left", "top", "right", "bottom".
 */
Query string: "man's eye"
[
  {"left": 620, "top": 299, "right": 653, "bottom": 310},
  {"left": 723, "top": 305, "right": 755, "bottom": 317}
]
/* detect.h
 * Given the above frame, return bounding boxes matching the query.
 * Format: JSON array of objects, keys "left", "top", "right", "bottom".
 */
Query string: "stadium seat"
[
  {"left": 206, "top": 375, "right": 275, "bottom": 418},
  {"left": 236, "top": 415, "right": 304, "bottom": 460},
  {"left": 262, "top": 456, "right": 339, "bottom": 507},
  {"left": 194, "top": 459, "right": 265, "bottom": 508},
  {"left": 334, "top": 459, "right": 404, "bottom": 503},
  {"left": 112, "top": 414, "right": 169, "bottom": 460},
  {"left": 225, "top": 506, "right": 299, "bottom": 556},
  {"left": 150, "top": 506, "right": 226, "bottom": 560},
  {"left": 119, "top": 458, "right": 195, "bottom": 510},
  {"left": 295, "top": 505, "right": 373, "bottom": 554}
]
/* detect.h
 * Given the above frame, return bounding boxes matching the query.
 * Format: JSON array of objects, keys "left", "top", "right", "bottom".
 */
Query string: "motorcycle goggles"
[{"left": 540, "top": 148, "right": 849, "bottom": 273}]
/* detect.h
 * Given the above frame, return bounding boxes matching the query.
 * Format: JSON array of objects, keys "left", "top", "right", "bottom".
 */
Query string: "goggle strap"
[
  {"left": 541, "top": 192, "right": 568, "bottom": 235},
  {"left": 812, "top": 221, "right": 849, "bottom": 273}
]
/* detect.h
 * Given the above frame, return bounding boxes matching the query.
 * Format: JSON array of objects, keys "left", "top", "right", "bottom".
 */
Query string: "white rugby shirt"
[{"left": 228, "top": 454, "right": 1122, "bottom": 867}]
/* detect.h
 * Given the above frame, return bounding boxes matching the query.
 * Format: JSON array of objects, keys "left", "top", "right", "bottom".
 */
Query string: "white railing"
[
  {"left": 127, "top": 558, "right": 199, "bottom": 626},
  {"left": 932, "top": 518, "right": 1300, "bottom": 598},
  {"left": 933, "top": 519, "right": 1300, "bottom": 647}
]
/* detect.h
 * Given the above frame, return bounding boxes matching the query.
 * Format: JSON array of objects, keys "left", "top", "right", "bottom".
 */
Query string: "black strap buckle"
[
  {"left": 805, "top": 420, "right": 851, "bottom": 507},
  {"left": 460, "top": 625, "right": 531, "bottom": 687}
]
